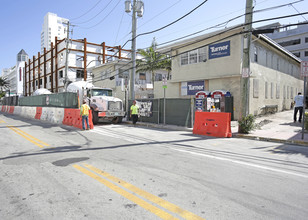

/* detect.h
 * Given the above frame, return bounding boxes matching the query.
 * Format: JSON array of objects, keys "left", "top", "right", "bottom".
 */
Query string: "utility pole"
[
  {"left": 131, "top": 0, "right": 137, "bottom": 101},
  {"left": 239, "top": 0, "right": 253, "bottom": 132},
  {"left": 64, "top": 21, "right": 70, "bottom": 91},
  {"left": 125, "top": 0, "right": 144, "bottom": 101}
]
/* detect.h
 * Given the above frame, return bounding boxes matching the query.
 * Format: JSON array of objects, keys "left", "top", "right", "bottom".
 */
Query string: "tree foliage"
[
  {"left": 0, "top": 76, "right": 9, "bottom": 92},
  {"left": 136, "top": 41, "right": 171, "bottom": 87}
]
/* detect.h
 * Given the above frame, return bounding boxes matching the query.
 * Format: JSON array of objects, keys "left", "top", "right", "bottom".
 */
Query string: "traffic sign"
[
  {"left": 162, "top": 77, "right": 167, "bottom": 89},
  {"left": 301, "top": 61, "right": 308, "bottom": 77}
]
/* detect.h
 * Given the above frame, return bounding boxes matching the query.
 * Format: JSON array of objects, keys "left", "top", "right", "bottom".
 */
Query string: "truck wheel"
[
  {"left": 92, "top": 110, "right": 99, "bottom": 125},
  {"left": 112, "top": 116, "right": 122, "bottom": 124}
]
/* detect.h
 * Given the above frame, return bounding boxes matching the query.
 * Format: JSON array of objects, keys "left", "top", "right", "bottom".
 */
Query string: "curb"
[
  {"left": 233, "top": 133, "right": 308, "bottom": 147},
  {"left": 122, "top": 121, "right": 193, "bottom": 132}
]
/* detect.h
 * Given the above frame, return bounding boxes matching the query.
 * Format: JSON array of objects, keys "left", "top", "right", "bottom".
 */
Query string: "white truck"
[{"left": 67, "top": 81, "right": 125, "bottom": 124}]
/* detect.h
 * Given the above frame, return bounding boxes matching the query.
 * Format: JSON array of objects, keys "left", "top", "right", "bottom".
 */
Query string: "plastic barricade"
[
  {"left": 72, "top": 109, "right": 83, "bottom": 129},
  {"left": 62, "top": 109, "right": 74, "bottom": 126},
  {"left": 35, "top": 107, "right": 43, "bottom": 119},
  {"left": 9, "top": 106, "right": 15, "bottom": 114},
  {"left": 193, "top": 112, "right": 232, "bottom": 138},
  {"left": 63, "top": 108, "right": 94, "bottom": 130},
  {"left": 75, "top": 109, "right": 94, "bottom": 130},
  {"left": 1, "top": 105, "right": 5, "bottom": 112}
]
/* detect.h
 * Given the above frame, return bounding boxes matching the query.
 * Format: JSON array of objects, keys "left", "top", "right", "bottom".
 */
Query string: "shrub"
[
  {"left": 238, "top": 114, "right": 256, "bottom": 134},
  {"left": 304, "top": 112, "right": 308, "bottom": 130}
]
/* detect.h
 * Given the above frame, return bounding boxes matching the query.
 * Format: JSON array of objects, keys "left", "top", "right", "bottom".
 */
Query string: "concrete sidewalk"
[
  {"left": 125, "top": 110, "right": 308, "bottom": 147},
  {"left": 233, "top": 110, "right": 308, "bottom": 146}
]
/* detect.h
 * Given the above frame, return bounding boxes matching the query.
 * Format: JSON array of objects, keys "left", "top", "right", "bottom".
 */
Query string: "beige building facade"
[{"left": 156, "top": 26, "right": 302, "bottom": 120}]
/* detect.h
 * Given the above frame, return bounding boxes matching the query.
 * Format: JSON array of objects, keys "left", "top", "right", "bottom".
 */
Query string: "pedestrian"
[
  {"left": 293, "top": 92, "right": 304, "bottom": 123},
  {"left": 130, "top": 100, "right": 139, "bottom": 125},
  {"left": 80, "top": 100, "right": 90, "bottom": 130}
]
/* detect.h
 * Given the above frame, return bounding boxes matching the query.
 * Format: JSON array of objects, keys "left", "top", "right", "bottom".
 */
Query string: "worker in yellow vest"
[
  {"left": 130, "top": 100, "right": 139, "bottom": 125},
  {"left": 80, "top": 100, "right": 90, "bottom": 130}
]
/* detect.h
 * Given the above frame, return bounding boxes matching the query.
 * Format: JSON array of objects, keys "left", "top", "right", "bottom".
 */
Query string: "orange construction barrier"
[
  {"left": 63, "top": 108, "right": 94, "bottom": 130},
  {"left": 62, "top": 109, "right": 74, "bottom": 126},
  {"left": 193, "top": 112, "right": 232, "bottom": 138},
  {"left": 35, "top": 107, "right": 42, "bottom": 119},
  {"left": 76, "top": 109, "right": 94, "bottom": 130},
  {"left": 1, "top": 105, "right": 5, "bottom": 112},
  {"left": 9, "top": 106, "right": 15, "bottom": 114}
]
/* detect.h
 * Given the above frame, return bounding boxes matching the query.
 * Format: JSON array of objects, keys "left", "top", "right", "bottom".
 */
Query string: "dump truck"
[{"left": 67, "top": 81, "right": 125, "bottom": 124}]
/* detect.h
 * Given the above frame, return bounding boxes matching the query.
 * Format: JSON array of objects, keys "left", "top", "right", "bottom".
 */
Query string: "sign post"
[
  {"left": 162, "top": 77, "right": 167, "bottom": 125},
  {"left": 301, "top": 61, "right": 308, "bottom": 139}
]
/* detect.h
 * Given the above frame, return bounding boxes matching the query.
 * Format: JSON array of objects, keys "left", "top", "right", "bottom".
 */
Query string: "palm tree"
[
  {"left": 136, "top": 41, "right": 171, "bottom": 88},
  {"left": 0, "top": 76, "right": 9, "bottom": 96}
]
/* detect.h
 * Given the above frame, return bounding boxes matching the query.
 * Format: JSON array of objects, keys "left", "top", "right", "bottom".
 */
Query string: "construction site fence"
[{"left": 16, "top": 92, "right": 78, "bottom": 108}]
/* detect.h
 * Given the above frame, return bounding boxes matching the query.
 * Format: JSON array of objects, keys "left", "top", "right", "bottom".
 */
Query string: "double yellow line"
[
  {"left": 6, "top": 125, "right": 49, "bottom": 148},
  {"left": 73, "top": 164, "right": 205, "bottom": 220}
]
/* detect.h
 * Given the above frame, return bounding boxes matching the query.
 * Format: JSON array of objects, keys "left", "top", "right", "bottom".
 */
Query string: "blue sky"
[{"left": 0, "top": 0, "right": 307, "bottom": 73}]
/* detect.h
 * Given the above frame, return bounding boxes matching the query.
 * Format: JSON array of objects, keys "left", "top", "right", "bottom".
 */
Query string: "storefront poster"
[
  {"left": 187, "top": 81, "right": 205, "bottom": 95},
  {"left": 209, "top": 41, "right": 230, "bottom": 59}
]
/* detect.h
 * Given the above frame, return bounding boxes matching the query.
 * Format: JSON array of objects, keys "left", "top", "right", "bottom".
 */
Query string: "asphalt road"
[{"left": 0, "top": 113, "right": 308, "bottom": 220}]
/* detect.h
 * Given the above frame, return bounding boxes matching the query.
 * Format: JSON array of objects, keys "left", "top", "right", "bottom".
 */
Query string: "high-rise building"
[
  {"left": 264, "top": 22, "right": 308, "bottom": 61},
  {"left": 41, "top": 12, "right": 69, "bottom": 53}
]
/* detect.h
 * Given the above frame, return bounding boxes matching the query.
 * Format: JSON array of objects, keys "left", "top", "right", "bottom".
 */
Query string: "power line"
[
  {"left": 70, "top": 0, "right": 103, "bottom": 21},
  {"left": 144, "top": 1, "right": 305, "bottom": 48},
  {"left": 91, "top": 18, "right": 308, "bottom": 84},
  {"left": 76, "top": 0, "right": 122, "bottom": 29},
  {"left": 290, "top": 3, "right": 308, "bottom": 21},
  {"left": 137, "top": 0, "right": 183, "bottom": 30},
  {"left": 73, "top": 0, "right": 116, "bottom": 25},
  {"left": 121, "top": 0, "right": 209, "bottom": 49}
]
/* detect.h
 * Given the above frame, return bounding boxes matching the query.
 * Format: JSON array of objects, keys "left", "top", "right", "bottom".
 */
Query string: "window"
[
  {"left": 279, "top": 39, "right": 301, "bottom": 47},
  {"left": 198, "top": 47, "right": 207, "bottom": 62},
  {"left": 77, "top": 70, "right": 84, "bottom": 78},
  {"left": 59, "top": 70, "right": 63, "bottom": 78},
  {"left": 180, "top": 46, "right": 207, "bottom": 65},
  {"left": 40, "top": 79, "right": 43, "bottom": 85},
  {"left": 305, "top": 37, "right": 308, "bottom": 43},
  {"left": 155, "top": 73, "right": 162, "bottom": 81},
  {"left": 254, "top": 47, "right": 258, "bottom": 63},
  {"left": 276, "top": 58, "right": 279, "bottom": 71},
  {"left": 253, "top": 79, "right": 259, "bottom": 98},
  {"left": 265, "top": 52, "right": 268, "bottom": 67},
  {"left": 271, "top": 82, "right": 274, "bottom": 99},
  {"left": 181, "top": 53, "right": 188, "bottom": 65},
  {"left": 189, "top": 50, "right": 198, "bottom": 64},
  {"left": 139, "top": 73, "right": 146, "bottom": 80},
  {"left": 49, "top": 76, "right": 52, "bottom": 83},
  {"left": 305, "top": 51, "right": 308, "bottom": 57},
  {"left": 293, "top": 52, "right": 300, "bottom": 58},
  {"left": 276, "top": 84, "right": 280, "bottom": 99},
  {"left": 265, "top": 82, "right": 268, "bottom": 99}
]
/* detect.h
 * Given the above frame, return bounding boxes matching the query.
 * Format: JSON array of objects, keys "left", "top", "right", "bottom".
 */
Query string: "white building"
[
  {"left": 264, "top": 22, "right": 308, "bottom": 61},
  {"left": 41, "top": 12, "right": 68, "bottom": 53},
  {"left": 25, "top": 39, "right": 131, "bottom": 95},
  {"left": 1, "top": 50, "right": 28, "bottom": 96}
]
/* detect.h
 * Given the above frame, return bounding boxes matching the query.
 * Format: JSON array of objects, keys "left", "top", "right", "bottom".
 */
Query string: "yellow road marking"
[
  {"left": 6, "top": 126, "right": 49, "bottom": 148},
  {"left": 9, "top": 126, "right": 49, "bottom": 146},
  {"left": 83, "top": 164, "right": 205, "bottom": 220},
  {"left": 73, "top": 164, "right": 179, "bottom": 220},
  {"left": 0, "top": 120, "right": 5, "bottom": 123}
]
